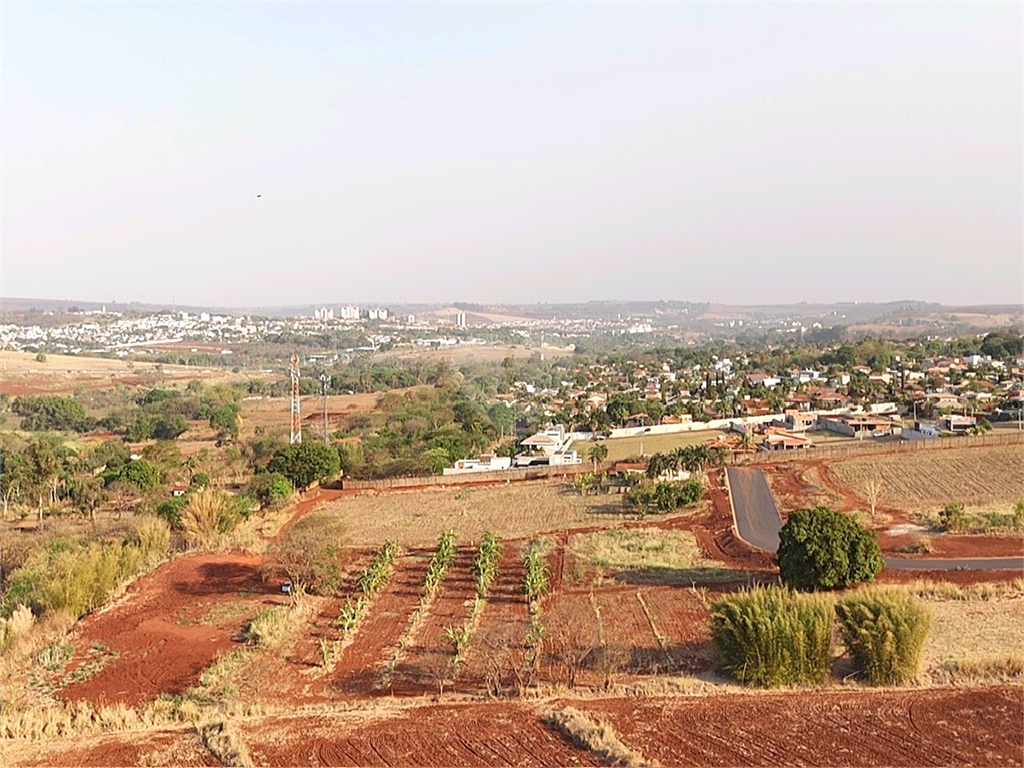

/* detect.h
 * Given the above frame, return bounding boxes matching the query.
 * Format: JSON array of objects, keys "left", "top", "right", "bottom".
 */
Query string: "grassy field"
[
  {"left": 568, "top": 528, "right": 706, "bottom": 571},
  {"left": 920, "top": 596, "right": 1024, "bottom": 669},
  {"left": 0, "top": 350, "right": 178, "bottom": 374},
  {"left": 827, "top": 444, "right": 1023, "bottom": 516},
  {"left": 571, "top": 430, "right": 726, "bottom": 463},
  {"left": 313, "top": 482, "right": 627, "bottom": 546}
]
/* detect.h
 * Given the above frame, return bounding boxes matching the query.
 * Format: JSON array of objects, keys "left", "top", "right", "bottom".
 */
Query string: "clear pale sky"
[{"left": 2, "top": 2, "right": 1021, "bottom": 307}]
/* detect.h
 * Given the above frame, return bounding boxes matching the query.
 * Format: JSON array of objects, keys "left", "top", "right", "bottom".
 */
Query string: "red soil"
[
  {"left": 458, "top": 546, "right": 532, "bottom": 693},
  {"left": 594, "top": 589, "right": 665, "bottom": 674},
  {"left": 236, "top": 703, "right": 604, "bottom": 767},
  {"left": 637, "top": 585, "right": 716, "bottom": 673},
  {"left": 578, "top": 684, "right": 1024, "bottom": 767},
  {"left": 330, "top": 552, "right": 429, "bottom": 696},
  {"left": 6, "top": 727, "right": 218, "bottom": 768},
  {"left": 56, "top": 552, "right": 279, "bottom": 707},
  {"left": 387, "top": 546, "right": 477, "bottom": 694},
  {"left": 881, "top": 531, "right": 1024, "bottom": 558}
]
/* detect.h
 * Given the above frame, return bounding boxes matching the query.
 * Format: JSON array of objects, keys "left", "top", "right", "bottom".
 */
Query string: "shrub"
[
  {"left": 835, "top": 588, "right": 931, "bottom": 685},
  {"left": 710, "top": 586, "right": 833, "bottom": 687},
  {"left": 242, "top": 607, "right": 290, "bottom": 648},
  {"left": 938, "top": 503, "right": 966, "bottom": 533},
  {"left": 263, "top": 514, "right": 349, "bottom": 595},
  {"left": 246, "top": 472, "right": 291, "bottom": 508},
  {"left": 157, "top": 496, "right": 188, "bottom": 529},
  {"left": 117, "top": 459, "right": 161, "bottom": 492},
  {"left": 181, "top": 489, "right": 242, "bottom": 549},
  {"left": 777, "top": 506, "right": 883, "bottom": 590}
]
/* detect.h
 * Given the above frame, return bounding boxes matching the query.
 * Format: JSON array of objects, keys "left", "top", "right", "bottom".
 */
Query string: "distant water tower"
[{"left": 456, "top": 311, "right": 466, "bottom": 327}]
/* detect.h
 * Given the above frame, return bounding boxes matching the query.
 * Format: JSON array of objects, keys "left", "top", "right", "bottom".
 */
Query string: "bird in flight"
[{"left": 256, "top": 194, "right": 262, "bottom": 199}]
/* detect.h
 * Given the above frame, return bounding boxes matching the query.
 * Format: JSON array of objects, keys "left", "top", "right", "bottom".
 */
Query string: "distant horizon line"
[{"left": 5, "top": 296, "right": 1019, "bottom": 313}]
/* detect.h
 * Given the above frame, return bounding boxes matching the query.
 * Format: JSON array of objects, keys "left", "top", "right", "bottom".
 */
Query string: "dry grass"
[
  {"left": 572, "top": 431, "right": 725, "bottom": 463},
  {"left": 828, "top": 445, "right": 1023, "bottom": 516},
  {"left": 569, "top": 529, "right": 705, "bottom": 572},
  {"left": 197, "top": 720, "right": 254, "bottom": 767},
  {"left": 895, "top": 578, "right": 1023, "bottom": 602},
  {"left": 542, "top": 706, "right": 651, "bottom": 767},
  {"left": 313, "top": 482, "right": 626, "bottom": 546},
  {"left": 928, "top": 656, "right": 1024, "bottom": 685},
  {"left": 918, "top": 596, "right": 1024, "bottom": 670}
]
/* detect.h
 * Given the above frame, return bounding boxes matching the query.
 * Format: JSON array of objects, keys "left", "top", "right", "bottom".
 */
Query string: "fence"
[
  {"left": 741, "top": 430, "right": 1022, "bottom": 465},
  {"left": 339, "top": 460, "right": 612, "bottom": 491}
]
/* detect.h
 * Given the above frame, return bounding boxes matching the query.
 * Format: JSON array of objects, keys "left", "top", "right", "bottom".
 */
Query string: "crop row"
[
  {"left": 471, "top": 531, "right": 502, "bottom": 597},
  {"left": 380, "top": 531, "right": 459, "bottom": 686},
  {"left": 336, "top": 540, "right": 401, "bottom": 638}
]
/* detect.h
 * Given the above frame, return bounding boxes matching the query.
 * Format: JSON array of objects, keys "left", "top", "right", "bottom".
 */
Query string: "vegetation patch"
[
  {"left": 777, "top": 507, "right": 883, "bottom": 590},
  {"left": 835, "top": 588, "right": 931, "bottom": 685},
  {"left": 542, "top": 706, "right": 648, "bottom": 768},
  {"left": 711, "top": 587, "right": 833, "bottom": 687},
  {"left": 568, "top": 529, "right": 728, "bottom": 582}
]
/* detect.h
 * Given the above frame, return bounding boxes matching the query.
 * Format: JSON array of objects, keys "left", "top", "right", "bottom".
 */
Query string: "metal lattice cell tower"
[{"left": 290, "top": 352, "right": 302, "bottom": 444}]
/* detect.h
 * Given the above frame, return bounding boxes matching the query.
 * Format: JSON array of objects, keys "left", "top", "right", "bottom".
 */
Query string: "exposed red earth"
[
  {"left": 56, "top": 552, "right": 279, "bottom": 707},
  {"left": 577, "top": 684, "right": 1024, "bottom": 767},
  {"left": 10, "top": 687, "right": 1019, "bottom": 768}
]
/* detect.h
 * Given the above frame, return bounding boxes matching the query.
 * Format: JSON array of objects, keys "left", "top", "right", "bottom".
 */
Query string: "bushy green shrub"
[
  {"left": 710, "top": 587, "right": 833, "bottom": 687},
  {"left": 835, "top": 588, "right": 931, "bottom": 685},
  {"left": 777, "top": 507, "right": 883, "bottom": 590},
  {"left": 623, "top": 480, "right": 703, "bottom": 516}
]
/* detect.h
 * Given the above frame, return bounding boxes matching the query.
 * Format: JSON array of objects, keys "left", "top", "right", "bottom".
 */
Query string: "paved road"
[
  {"left": 726, "top": 467, "right": 784, "bottom": 553},
  {"left": 725, "top": 466, "right": 1024, "bottom": 571}
]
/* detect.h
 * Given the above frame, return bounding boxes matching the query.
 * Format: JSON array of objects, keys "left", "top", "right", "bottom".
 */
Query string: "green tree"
[
  {"left": 776, "top": 507, "right": 884, "bottom": 590},
  {"left": 210, "top": 404, "right": 241, "bottom": 441},
  {"left": 118, "top": 459, "right": 161, "bottom": 492},
  {"left": 68, "top": 476, "right": 107, "bottom": 521},
  {"left": 267, "top": 441, "right": 341, "bottom": 489}
]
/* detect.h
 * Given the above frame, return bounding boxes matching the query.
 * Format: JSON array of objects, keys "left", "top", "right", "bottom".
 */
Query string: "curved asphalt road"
[{"left": 725, "top": 466, "right": 1024, "bottom": 571}]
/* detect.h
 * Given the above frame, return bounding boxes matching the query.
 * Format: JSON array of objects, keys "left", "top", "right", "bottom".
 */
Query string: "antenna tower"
[{"left": 290, "top": 353, "right": 302, "bottom": 444}]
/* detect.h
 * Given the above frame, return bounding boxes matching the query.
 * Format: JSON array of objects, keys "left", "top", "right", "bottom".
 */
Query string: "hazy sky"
[{"left": 3, "top": 2, "right": 1021, "bottom": 307}]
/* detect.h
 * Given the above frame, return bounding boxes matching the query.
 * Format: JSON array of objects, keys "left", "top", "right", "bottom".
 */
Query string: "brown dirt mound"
[
  {"left": 56, "top": 552, "right": 277, "bottom": 707},
  {"left": 3, "top": 727, "right": 218, "bottom": 767}
]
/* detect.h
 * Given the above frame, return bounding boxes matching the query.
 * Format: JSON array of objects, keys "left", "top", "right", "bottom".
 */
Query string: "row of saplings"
[{"left": 713, "top": 506, "right": 929, "bottom": 687}]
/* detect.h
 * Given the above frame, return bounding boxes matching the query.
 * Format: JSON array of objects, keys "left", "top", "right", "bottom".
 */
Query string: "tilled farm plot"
[
  {"left": 386, "top": 547, "right": 477, "bottom": 694},
  {"left": 458, "top": 547, "right": 533, "bottom": 694},
  {"left": 577, "top": 685, "right": 1024, "bottom": 767},
  {"left": 237, "top": 704, "right": 604, "bottom": 767},
  {"left": 331, "top": 553, "right": 429, "bottom": 695},
  {"left": 826, "top": 444, "right": 1023, "bottom": 515},
  {"left": 593, "top": 588, "right": 667, "bottom": 674},
  {"left": 636, "top": 586, "right": 716, "bottom": 673},
  {"left": 2, "top": 726, "right": 219, "bottom": 768}
]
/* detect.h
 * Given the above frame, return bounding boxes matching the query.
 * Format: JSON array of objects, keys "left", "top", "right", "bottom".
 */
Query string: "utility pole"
[
  {"left": 289, "top": 353, "right": 302, "bottom": 444},
  {"left": 320, "top": 372, "right": 332, "bottom": 445}
]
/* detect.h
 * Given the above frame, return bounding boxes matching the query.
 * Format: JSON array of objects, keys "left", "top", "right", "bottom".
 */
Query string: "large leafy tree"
[
  {"left": 267, "top": 441, "right": 341, "bottom": 489},
  {"left": 777, "top": 507, "right": 883, "bottom": 590}
]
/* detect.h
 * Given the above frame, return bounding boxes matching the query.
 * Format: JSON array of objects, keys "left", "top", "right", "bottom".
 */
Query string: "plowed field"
[
  {"left": 331, "top": 552, "right": 429, "bottom": 695},
  {"left": 578, "top": 684, "right": 1024, "bottom": 767},
  {"left": 826, "top": 444, "right": 1023, "bottom": 514},
  {"left": 236, "top": 704, "right": 603, "bottom": 767},
  {"left": 387, "top": 547, "right": 477, "bottom": 694}
]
